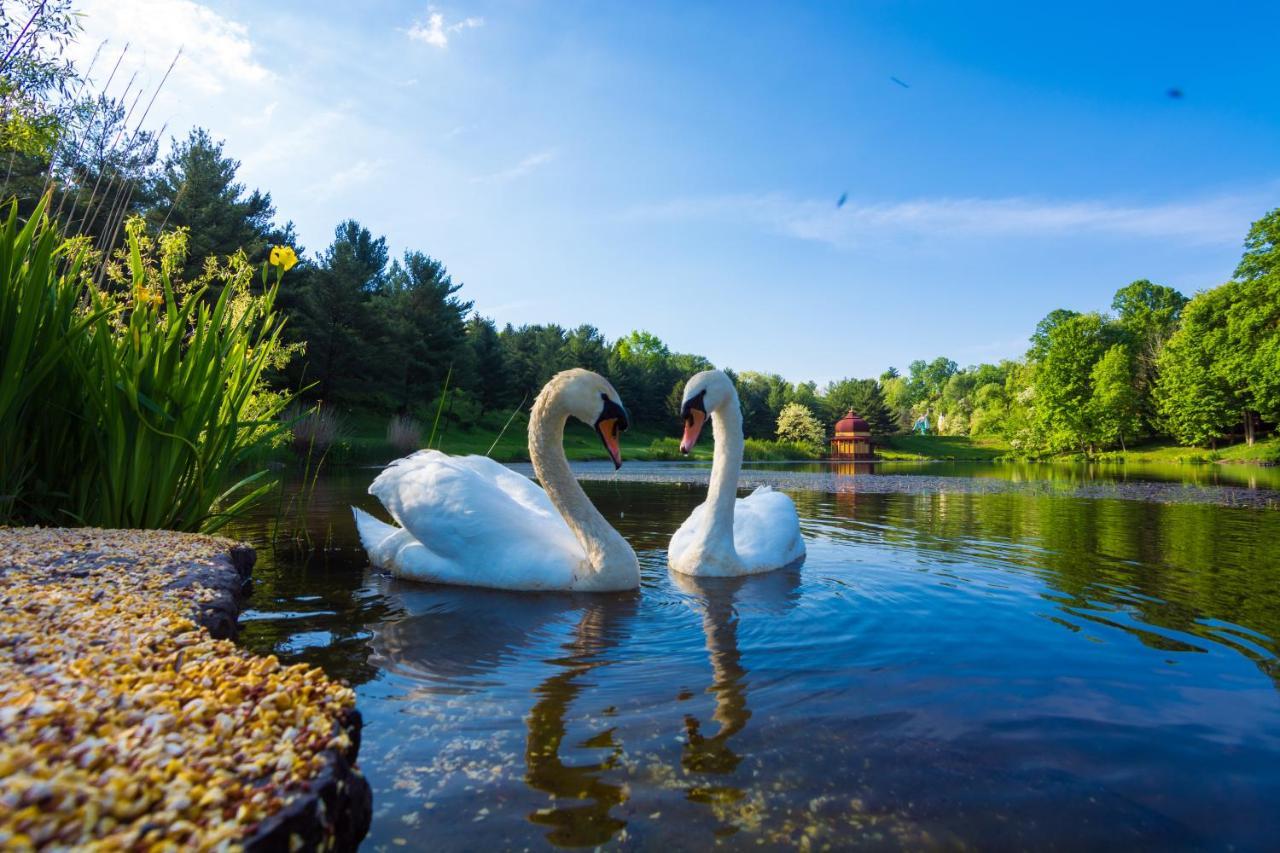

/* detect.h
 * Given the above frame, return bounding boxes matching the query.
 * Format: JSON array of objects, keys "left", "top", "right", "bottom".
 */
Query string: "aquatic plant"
[
  {"left": 287, "top": 403, "right": 344, "bottom": 456},
  {"left": 0, "top": 197, "right": 297, "bottom": 531},
  {"left": 386, "top": 414, "right": 422, "bottom": 454},
  {"left": 0, "top": 195, "right": 100, "bottom": 520}
]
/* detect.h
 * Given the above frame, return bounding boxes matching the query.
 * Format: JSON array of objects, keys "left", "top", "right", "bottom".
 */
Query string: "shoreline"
[
  {"left": 503, "top": 460, "right": 1280, "bottom": 509},
  {"left": 0, "top": 528, "right": 371, "bottom": 850}
]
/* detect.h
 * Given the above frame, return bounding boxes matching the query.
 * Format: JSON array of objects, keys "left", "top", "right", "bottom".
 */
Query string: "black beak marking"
[
  {"left": 596, "top": 393, "right": 629, "bottom": 432},
  {"left": 681, "top": 390, "right": 707, "bottom": 426}
]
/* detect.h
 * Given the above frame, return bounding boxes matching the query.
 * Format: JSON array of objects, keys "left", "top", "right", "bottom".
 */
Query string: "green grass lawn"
[
  {"left": 1089, "top": 435, "right": 1280, "bottom": 465},
  {"left": 879, "top": 432, "right": 1278, "bottom": 465},
  {"left": 304, "top": 412, "right": 1280, "bottom": 468},
  {"left": 878, "top": 434, "right": 1011, "bottom": 460}
]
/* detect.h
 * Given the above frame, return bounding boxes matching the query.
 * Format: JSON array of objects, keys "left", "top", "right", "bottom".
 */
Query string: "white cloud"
[
  {"left": 73, "top": 0, "right": 270, "bottom": 96},
  {"left": 629, "top": 191, "right": 1266, "bottom": 247},
  {"left": 316, "top": 158, "right": 385, "bottom": 200},
  {"left": 472, "top": 149, "right": 557, "bottom": 183},
  {"left": 407, "top": 8, "right": 484, "bottom": 49}
]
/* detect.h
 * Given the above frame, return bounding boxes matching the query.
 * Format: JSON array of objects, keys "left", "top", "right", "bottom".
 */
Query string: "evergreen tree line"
[
  {"left": 7, "top": 112, "right": 1278, "bottom": 450},
  {"left": 6, "top": 122, "right": 903, "bottom": 436}
]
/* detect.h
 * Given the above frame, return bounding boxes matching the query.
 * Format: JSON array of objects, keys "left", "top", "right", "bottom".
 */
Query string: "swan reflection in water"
[
  {"left": 369, "top": 563, "right": 802, "bottom": 845},
  {"left": 671, "top": 565, "right": 803, "bottom": 810},
  {"left": 370, "top": 577, "right": 640, "bottom": 847}
]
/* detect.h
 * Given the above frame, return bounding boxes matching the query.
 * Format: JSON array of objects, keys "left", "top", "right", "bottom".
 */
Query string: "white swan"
[
  {"left": 668, "top": 370, "right": 805, "bottom": 577},
  {"left": 352, "top": 369, "right": 640, "bottom": 592}
]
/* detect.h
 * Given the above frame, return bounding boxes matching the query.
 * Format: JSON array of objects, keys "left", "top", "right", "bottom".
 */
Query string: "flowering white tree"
[{"left": 775, "top": 402, "right": 825, "bottom": 450}]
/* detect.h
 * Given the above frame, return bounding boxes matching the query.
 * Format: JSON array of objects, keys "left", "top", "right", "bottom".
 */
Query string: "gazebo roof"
[{"left": 834, "top": 410, "right": 870, "bottom": 435}]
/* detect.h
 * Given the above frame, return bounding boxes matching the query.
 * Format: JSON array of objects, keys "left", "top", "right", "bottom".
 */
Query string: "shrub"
[
  {"left": 287, "top": 404, "right": 343, "bottom": 456},
  {"left": 641, "top": 436, "right": 820, "bottom": 462},
  {"left": 743, "top": 439, "right": 821, "bottom": 461},
  {"left": 775, "top": 402, "right": 825, "bottom": 453},
  {"left": 0, "top": 198, "right": 296, "bottom": 531},
  {"left": 644, "top": 437, "right": 686, "bottom": 460},
  {"left": 387, "top": 415, "right": 422, "bottom": 454}
]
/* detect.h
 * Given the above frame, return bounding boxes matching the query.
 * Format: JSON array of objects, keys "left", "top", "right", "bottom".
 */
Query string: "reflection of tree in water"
[
  {"left": 524, "top": 604, "right": 630, "bottom": 847},
  {"left": 236, "top": 545, "right": 395, "bottom": 687},
  {"left": 824, "top": 490, "right": 1280, "bottom": 689}
]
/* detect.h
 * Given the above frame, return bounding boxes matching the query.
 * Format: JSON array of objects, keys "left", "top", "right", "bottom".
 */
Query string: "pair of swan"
[{"left": 353, "top": 368, "right": 805, "bottom": 591}]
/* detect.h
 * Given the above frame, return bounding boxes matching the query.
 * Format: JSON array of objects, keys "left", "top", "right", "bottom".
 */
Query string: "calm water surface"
[{"left": 229, "top": 462, "right": 1280, "bottom": 851}]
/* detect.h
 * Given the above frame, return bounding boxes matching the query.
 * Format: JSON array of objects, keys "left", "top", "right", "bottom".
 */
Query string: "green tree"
[
  {"left": 1032, "top": 312, "right": 1113, "bottom": 453},
  {"left": 1155, "top": 286, "right": 1239, "bottom": 447},
  {"left": 1028, "top": 309, "right": 1081, "bottom": 361},
  {"left": 0, "top": 0, "right": 78, "bottom": 161},
  {"left": 1235, "top": 207, "right": 1280, "bottom": 282},
  {"left": 464, "top": 315, "right": 506, "bottom": 415},
  {"left": 145, "top": 128, "right": 281, "bottom": 282},
  {"left": 1088, "top": 344, "right": 1141, "bottom": 451},
  {"left": 1221, "top": 271, "right": 1280, "bottom": 444},
  {"left": 375, "top": 252, "right": 472, "bottom": 411},
  {"left": 1110, "top": 279, "right": 1187, "bottom": 433},
  {"left": 823, "top": 378, "right": 894, "bottom": 435},
  {"left": 564, "top": 325, "right": 610, "bottom": 374},
  {"left": 905, "top": 357, "right": 958, "bottom": 408},
  {"left": 734, "top": 371, "right": 777, "bottom": 438},
  {"left": 775, "top": 402, "right": 825, "bottom": 451},
  {"left": 286, "top": 220, "right": 387, "bottom": 402}
]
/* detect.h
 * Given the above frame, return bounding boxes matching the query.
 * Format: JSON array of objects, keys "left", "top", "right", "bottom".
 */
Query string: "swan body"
[
  {"left": 354, "top": 369, "right": 639, "bottom": 592},
  {"left": 668, "top": 370, "right": 805, "bottom": 577}
]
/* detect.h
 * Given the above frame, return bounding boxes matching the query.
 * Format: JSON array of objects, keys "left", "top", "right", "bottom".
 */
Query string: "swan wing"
[
  {"left": 365, "top": 450, "right": 584, "bottom": 589},
  {"left": 733, "top": 486, "right": 805, "bottom": 571},
  {"left": 667, "top": 501, "right": 710, "bottom": 567}
]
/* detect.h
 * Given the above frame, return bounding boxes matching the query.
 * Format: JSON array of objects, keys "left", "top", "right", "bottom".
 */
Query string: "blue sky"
[{"left": 76, "top": 1, "right": 1280, "bottom": 384}]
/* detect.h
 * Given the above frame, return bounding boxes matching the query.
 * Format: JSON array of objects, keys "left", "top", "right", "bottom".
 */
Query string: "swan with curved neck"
[
  {"left": 668, "top": 370, "right": 805, "bottom": 576},
  {"left": 353, "top": 369, "right": 639, "bottom": 592}
]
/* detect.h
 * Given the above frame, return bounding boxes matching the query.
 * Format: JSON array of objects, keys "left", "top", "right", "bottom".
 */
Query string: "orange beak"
[
  {"left": 597, "top": 418, "right": 623, "bottom": 469},
  {"left": 680, "top": 409, "right": 706, "bottom": 454}
]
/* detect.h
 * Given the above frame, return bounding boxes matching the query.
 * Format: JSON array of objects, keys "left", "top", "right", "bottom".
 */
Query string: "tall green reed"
[
  {"left": 0, "top": 197, "right": 297, "bottom": 532},
  {"left": 0, "top": 194, "right": 103, "bottom": 518}
]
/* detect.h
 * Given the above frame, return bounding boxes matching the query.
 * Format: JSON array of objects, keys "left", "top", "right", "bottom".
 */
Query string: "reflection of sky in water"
[{"left": 229, "top": 469, "right": 1280, "bottom": 850}]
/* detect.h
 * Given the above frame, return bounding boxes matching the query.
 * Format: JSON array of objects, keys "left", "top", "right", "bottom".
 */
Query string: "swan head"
[
  {"left": 557, "top": 368, "right": 630, "bottom": 469},
  {"left": 679, "top": 369, "right": 734, "bottom": 453}
]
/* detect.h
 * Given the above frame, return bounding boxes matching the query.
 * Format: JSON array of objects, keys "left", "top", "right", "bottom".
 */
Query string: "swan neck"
[
  {"left": 528, "top": 384, "right": 633, "bottom": 587},
  {"left": 705, "top": 392, "right": 743, "bottom": 541}
]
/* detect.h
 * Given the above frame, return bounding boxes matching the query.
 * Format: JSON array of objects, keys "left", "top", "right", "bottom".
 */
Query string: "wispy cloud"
[
  {"left": 74, "top": 0, "right": 271, "bottom": 96},
  {"left": 472, "top": 149, "right": 557, "bottom": 183},
  {"left": 407, "top": 7, "right": 484, "bottom": 48},
  {"left": 628, "top": 191, "right": 1267, "bottom": 247},
  {"left": 316, "top": 159, "right": 385, "bottom": 199}
]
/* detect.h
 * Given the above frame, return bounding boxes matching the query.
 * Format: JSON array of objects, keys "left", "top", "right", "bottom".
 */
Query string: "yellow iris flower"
[
  {"left": 135, "top": 286, "right": 163, "bottom": 307},
  {"left": 269, "top": 245, "right": 298, "bottom": 272}
]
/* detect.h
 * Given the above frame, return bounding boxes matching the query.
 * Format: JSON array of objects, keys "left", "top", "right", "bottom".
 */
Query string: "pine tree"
[
  {"left": 375, "top": 252, "right": 473, "bottom": 411},
  {"left": 145, "top": 128, "right": 279, "bottom": 282},
  {"left": 466, "top": 316, "right": 507, "bottom": 415},
  {"left": 286, "top": 220, "right": 388, "bottom": 402}
]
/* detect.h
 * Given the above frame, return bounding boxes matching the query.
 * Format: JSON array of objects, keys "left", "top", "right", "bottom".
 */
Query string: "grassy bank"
[
  {"left": 878, "top": 433, "right": 1280, "bottom": 465},
  {"left": 307, "top": 410, "right": 825, "bottom": 465},
  {"left": 291, "top": 411, "right": 1280, "bottom": 468},
  {"left": 1083, "top": 436, "right": 1280, "bottom": 465},
  {"left": 877, "top": 434, "right": 1011, "bottom": 461}
]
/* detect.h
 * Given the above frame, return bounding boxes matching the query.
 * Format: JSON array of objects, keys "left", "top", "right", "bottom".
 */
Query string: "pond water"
[{"left": 229, "top": 462, "right": 1280, "bottom": 851}]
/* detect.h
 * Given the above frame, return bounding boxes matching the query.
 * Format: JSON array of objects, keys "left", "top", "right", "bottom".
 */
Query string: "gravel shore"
[{"left": 0, "top": 528, "right": 371, "bottom": 851}]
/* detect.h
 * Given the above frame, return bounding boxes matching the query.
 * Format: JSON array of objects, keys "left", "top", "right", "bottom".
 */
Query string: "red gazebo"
[{"left": 830, "top": 410, "right": 874, "bottom": 460}]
